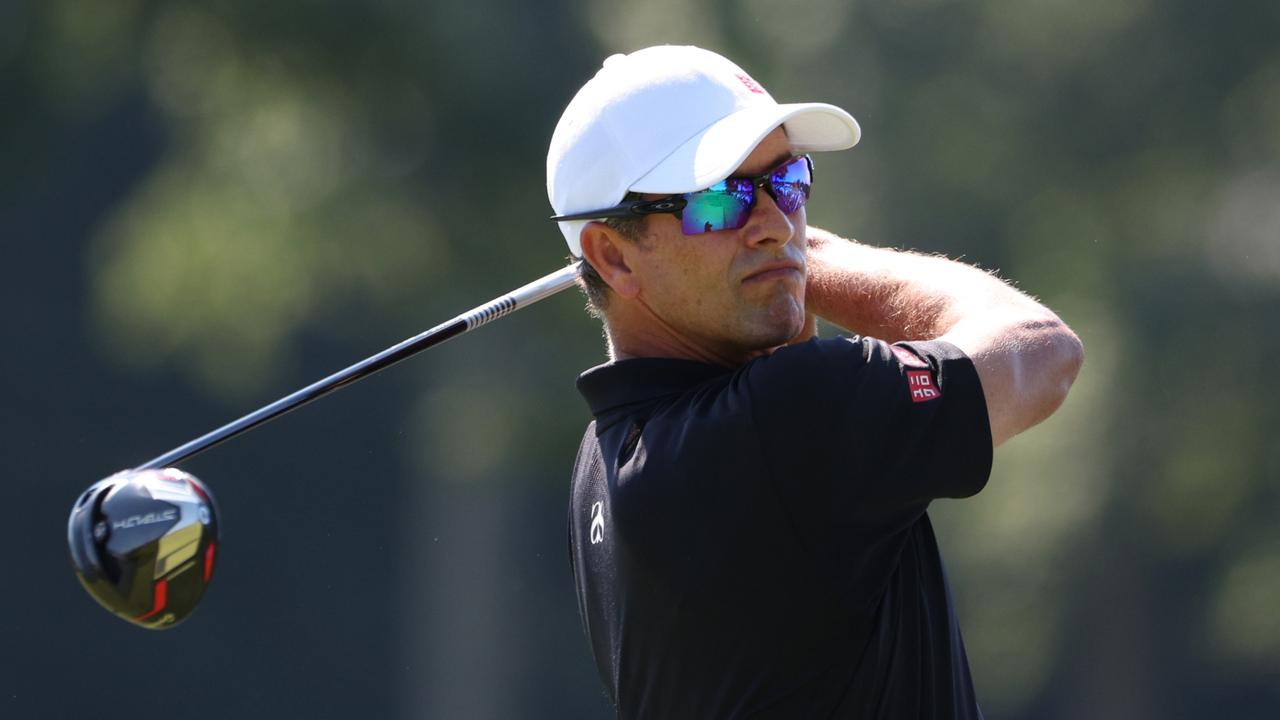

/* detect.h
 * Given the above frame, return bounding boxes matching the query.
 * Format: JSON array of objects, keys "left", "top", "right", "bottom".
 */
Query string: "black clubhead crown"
[{"left": 68, "top": 468, "right": 220, "bottom": 629}]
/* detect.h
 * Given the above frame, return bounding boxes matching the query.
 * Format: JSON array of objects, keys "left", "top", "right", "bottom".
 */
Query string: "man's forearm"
[
  {"left": 804, "top": 226, "right": 1044, "bottom": 342},
  {"left": 803, "top": 226, "right": 1085, "bottom": 447}
]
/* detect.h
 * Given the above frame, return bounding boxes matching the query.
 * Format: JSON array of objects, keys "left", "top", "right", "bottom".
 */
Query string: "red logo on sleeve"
[{"left": 907, "top": 370, "right": 941, "bottom": 403}]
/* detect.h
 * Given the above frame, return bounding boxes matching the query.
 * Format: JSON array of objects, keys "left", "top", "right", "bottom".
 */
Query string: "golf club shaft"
[{"left": 136, "top": 262, "right": 582, "bottom": 471}]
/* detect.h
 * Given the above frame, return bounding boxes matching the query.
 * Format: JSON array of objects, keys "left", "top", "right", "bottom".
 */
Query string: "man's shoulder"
[
  {"left": 739, "top": 335, "right": 878, "bottom": 397},
  {"left": 753, "top": 336, "right": 873, "bottom": 368}
]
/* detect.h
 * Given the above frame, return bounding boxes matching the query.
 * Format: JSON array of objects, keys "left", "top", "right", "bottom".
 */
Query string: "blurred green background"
[{"left": 2, "top": 0, "right": 1277, "bottom": 717}]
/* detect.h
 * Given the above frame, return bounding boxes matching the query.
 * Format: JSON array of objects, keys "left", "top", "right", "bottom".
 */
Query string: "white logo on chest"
[{"left": 589, "top": 501, "right": 605, "bottom": 545}]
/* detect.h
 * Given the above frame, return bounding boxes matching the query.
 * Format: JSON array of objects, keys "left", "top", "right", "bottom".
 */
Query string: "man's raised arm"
[{"left": 804, "top": 226, "right": 1085, "bottom": 447}]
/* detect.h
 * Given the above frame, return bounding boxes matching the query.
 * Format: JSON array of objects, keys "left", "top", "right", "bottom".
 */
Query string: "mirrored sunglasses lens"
[
  {"left": 771, "top": 157, "right": 812, "bottom": 214},
  {"left": 681, "top": 183, "right": 752, "bottom": 234}
]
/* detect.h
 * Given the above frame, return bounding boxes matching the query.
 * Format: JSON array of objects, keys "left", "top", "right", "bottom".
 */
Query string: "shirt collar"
[{"left": 576, "top": 358, "right": 730, "bottom": 417}]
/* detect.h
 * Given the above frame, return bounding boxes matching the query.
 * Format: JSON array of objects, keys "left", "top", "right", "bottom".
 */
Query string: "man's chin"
[
  {"left": 763, "top": 303, "right": 808, "bottom": 344},
  {"left": 744, "top": 319, "right": 809, "bottom": 357}
]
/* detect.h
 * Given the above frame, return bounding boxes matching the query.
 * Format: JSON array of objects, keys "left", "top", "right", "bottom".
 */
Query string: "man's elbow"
[
  {"left": 950, "top": 311, "right": 1085, "bottom": 446},
  {"left": 1056, "top": 324, "right": 1085, "bottom": 396},
  {"left": 1025, "top": 318, "right": 1084, "bottom": 428}
]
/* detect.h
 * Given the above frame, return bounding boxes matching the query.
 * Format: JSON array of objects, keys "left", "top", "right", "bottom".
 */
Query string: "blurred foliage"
[{"left": 3, "top": 0, "right": 1278, "bottom": 717}]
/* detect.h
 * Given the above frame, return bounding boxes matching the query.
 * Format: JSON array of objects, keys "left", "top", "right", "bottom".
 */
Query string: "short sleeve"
[{"left": 744, "top": 336, "right": 992, "bottom": 528}]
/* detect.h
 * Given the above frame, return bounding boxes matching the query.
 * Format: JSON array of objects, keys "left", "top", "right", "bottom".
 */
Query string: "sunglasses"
[{"left": 551, "top": 155, "right": 813, "bottom": 236}]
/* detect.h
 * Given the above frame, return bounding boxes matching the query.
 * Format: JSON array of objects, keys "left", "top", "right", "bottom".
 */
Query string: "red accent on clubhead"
[
  {"left": 204, "top": 543, "right": 217, "bottom": 582},
  {"left": 188, "top": 479, "right": 210, "bottom": 502},
  {"left": 134, "top": 579, "right": 169, "bottom": 620}
]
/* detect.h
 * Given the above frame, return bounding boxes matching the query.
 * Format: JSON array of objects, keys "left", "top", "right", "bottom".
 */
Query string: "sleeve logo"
[
  {"left": 907, "top": 370, "right": 941, "bottom": 403},
  {"left": 589, "top": 501, "right": 605, "bottom": 544}
]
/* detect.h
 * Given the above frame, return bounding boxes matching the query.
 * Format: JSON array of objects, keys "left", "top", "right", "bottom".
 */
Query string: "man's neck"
[
  {"left": 604, "top": 319, "right": 782, "bottom": 368},
  {"left": 603, "top": 304, "right": 749, "bottom": 367}
]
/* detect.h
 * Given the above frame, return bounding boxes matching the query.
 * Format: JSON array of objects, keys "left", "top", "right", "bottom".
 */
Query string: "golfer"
[{"left": 548, "top": 45, "right": 1083, "bottom": 719}]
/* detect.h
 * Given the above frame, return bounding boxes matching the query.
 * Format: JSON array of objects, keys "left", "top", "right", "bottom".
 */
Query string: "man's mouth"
[{"left": 742, "top": 261, "right": 803, "bottom": 283}]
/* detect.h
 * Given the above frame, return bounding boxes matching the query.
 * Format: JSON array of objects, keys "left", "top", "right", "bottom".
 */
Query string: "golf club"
[{"left": 68, "top": 262, "right": 581, "bottom": 629}]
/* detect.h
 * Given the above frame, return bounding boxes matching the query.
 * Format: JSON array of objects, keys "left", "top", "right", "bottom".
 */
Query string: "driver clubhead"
[{"left": 68, "top": 468, "right": 220, "bottom": 630}]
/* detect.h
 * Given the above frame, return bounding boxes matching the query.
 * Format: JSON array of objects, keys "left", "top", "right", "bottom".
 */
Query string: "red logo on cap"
[
  {"left": 736, "top": 73, "right": 765, "bottom": 94},
  {"left": 907, "top": 370, "right": 941, "bottom": 403}
]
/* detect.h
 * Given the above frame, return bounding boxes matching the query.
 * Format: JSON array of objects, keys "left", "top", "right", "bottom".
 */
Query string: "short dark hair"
[{"left": 575, "top": 196, "right": 648, "bottom": 316}]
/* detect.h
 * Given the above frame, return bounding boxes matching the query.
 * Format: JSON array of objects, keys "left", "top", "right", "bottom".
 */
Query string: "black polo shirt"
[{"left": 568, "top": 336, "right": 992, "bottom": 719}]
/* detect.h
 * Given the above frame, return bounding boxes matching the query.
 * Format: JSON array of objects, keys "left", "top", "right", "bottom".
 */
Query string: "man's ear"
[{"left": 580, "top": 222, "right": 642, "bottom": 299}]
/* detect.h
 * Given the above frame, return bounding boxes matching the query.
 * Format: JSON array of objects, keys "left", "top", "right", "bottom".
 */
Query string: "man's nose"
[{"left": 740, "top": 190, "right": 797, "bottom": 248}]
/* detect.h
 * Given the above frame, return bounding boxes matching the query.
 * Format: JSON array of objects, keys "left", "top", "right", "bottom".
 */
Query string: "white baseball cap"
[{"left": 546, "top": 45, "right": 861, "bottom": 257}]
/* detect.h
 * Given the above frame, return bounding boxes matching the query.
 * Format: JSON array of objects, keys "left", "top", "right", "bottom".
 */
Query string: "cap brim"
[{"left": 630, "top": 102, "right": 860, "bottom": 194}]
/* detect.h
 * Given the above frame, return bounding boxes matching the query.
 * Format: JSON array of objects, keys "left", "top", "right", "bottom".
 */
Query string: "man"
[{"left": 547, "top": 45, "right": 1083, "bottom": 719}]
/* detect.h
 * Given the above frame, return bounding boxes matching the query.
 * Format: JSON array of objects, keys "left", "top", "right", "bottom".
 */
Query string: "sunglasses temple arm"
[
  {"left": 549, "top": 209, "right": 626, "bottom": 222},
  {"left": 550, "top": 198, "right": 687, "bottom": 223}
]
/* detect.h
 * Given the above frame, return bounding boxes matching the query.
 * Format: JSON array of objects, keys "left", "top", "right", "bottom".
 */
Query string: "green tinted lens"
[{"left": 681, "top": 180, "right": 753, "bottom": 234}]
